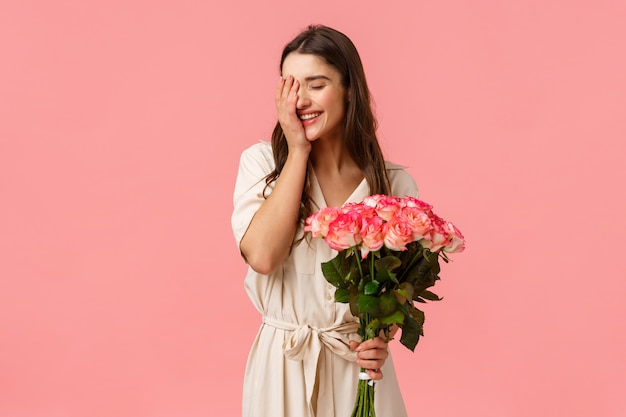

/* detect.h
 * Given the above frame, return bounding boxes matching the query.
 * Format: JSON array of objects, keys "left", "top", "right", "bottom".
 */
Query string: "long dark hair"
[{"left": 265, "top": 24, "right": 390, "bottom": 228}]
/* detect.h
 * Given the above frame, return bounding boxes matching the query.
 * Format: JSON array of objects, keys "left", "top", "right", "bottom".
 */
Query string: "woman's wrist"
[{"left": 285, "top": 146, "right": 311, "bottom": 167}]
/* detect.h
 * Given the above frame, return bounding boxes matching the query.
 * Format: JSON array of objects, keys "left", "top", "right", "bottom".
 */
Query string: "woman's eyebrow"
[{"left": 304, "top": 75, "right": 332, "bottom": 82}]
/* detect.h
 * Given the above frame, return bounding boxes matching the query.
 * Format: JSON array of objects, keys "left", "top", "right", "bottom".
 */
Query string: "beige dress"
[{"left": 232, "top": 142, "right": 419, "bottom": 417}]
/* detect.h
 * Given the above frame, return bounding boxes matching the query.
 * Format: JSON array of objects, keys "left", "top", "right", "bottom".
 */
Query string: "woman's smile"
[{"left": 298, "top": 111, "right": 322, "bottom": 126}]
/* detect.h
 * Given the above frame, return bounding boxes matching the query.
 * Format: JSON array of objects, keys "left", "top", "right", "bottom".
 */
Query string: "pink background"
[{"left": 1, "top": 1, "right": 625, "bottom": 416}]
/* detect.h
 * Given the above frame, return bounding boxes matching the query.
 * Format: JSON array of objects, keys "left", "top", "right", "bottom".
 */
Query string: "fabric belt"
[{"left": 262, "top": 316, "right": 360, "bottom": 416}]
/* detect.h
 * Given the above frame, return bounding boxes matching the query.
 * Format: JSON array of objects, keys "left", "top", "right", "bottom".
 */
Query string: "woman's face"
[{"left": 281, "top": 53, "right": 347, "bottom": 143}]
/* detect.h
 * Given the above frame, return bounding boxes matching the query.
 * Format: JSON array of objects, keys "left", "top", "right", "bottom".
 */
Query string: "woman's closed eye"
[{"left": 310, "top": 84, "right": 326, "bottom": 90}]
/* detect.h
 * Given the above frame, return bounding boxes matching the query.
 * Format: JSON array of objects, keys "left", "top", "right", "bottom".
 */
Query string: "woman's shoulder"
[
  {"left": 240, "top": 140, "right": 273, "bottom": 160},
  {"left": 384, "top": 160, "right": 412, "bottom": 180},
  {"left": 384, "top": 160, "right": 409, "bottom": 171},
  {"left": 238, "top": 141, "right": 275, "bottom": 171},
  {"left": 384, "top": 160, "right": 419, "bottom": 198}
]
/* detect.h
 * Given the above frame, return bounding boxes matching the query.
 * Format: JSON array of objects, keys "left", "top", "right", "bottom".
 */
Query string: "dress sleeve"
[
  {"left": 231, "top": 142, "right": 275, "bottom": 249},
  {"left": 387, "top": 164, "right": 419, "bottom": 199}
]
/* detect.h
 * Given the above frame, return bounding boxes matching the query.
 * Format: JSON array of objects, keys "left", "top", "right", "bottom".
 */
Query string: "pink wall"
[{"left": 1, "top": 1, "right": 625, "bottom": 416}]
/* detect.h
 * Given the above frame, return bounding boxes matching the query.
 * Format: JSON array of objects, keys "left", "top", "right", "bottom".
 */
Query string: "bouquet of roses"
[{"left": 304, "top": 194, "right": 465, "bottom": 417}]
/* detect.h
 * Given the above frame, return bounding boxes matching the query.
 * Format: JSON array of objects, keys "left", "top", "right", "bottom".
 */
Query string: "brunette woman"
[{"left": 232, "top": 25, "right": 417, "bottom": 417}]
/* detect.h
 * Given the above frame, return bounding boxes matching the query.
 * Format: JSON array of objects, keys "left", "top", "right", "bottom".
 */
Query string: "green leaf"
[
  {"left": 357, "top": 295, "right": 380, "bottom": 315},
  {"left": 349, "top": 287, "right": 359, "bottom": 316},
  {"left": 418, "top": 289, "right": 442, "bottom": 302},
  {"left": 399, "top": 313, "right": 421, "bottom": 352},
  {"left": 375, "top": 256, "right": 402, "bottom": 273},
  {"left": 397, "top": 247, "right": 423, "bottom": 277},
  {"left": 409, "top": 305, "right": 425, "bottom": 330},
  {"left": 334, "top": 288, "right": 350, "bottom": 303},
  {"left": 381, "top": 310, "right": 405, "bottom": 325},
  {"left": 393, "top": 282, "right": 414, "bottom": 304},
  {"left": 379, "top": 292, "right": 398, "bottom": 315},
  {"left": 321, "top": 255, "right": 350, "bottom": 288},
  {"left": 375, "top": 267, "right": 398, "bottom": 284},
  {"left": 407, "top": 252, "right": 441, "bottom": 294},
  {"left": 364, "top": 280, "right": 380, "bottom": 295}
]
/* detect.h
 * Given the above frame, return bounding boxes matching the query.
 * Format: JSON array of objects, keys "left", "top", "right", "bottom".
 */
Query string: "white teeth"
[{"left": 299, "top": 113, "right": 321, "bottom": 120}]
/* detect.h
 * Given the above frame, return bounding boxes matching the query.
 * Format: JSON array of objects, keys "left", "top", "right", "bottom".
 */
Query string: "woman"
[{"left": 232, "top": 25, "right": 418, "bottom": 417}]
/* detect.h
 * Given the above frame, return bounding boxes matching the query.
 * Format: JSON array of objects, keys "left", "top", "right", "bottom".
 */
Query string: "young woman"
[{"left": 232, "top": 25, "right": 418, "bottom": 417}]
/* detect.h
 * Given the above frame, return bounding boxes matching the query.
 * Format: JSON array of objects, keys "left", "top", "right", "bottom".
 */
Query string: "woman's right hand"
[
  {"left": 240, "top": 76, "right": 311, "bottom": 275},
  {"left": 276, "top": 75, "right": 311, "bottom": 153}
]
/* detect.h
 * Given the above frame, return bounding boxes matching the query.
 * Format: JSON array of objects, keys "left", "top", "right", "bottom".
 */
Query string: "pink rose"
[
  {"left": 383, "top": 216, "right": 414, "bottom": 251},
  {"left": 373, "top": 196, "right": 402, "bottom": 222},
  {"left": 419, "top": 214, "right": 451, "bottom": 252},
  {"left": 324, "top": 211, "right": 363, "bottom": 251},
  {"left": 342, "top": 202, "right": 377, "bottom": 219},
  {"left": 443, "top": 221, "right": 465, "bottom": 253},
  {"left": 360, "top": 215, "right": 385, "bottom": 258},
  {"left": 401, "top": 196, "right": 433, "bottom": 213},
  {"left": 362, "top": 194, "right": 386, "bottom": 208},
  {"left": 304, "top": 206, "right": 340, "bottom": 238},
  {"left": 399, "top": 207, "right": 432, "bottom": 240}
]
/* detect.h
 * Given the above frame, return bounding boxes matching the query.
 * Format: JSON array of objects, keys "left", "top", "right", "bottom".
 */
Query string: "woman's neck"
[{"left": 309, "top": 138, "right": 357, "bottom": 175}]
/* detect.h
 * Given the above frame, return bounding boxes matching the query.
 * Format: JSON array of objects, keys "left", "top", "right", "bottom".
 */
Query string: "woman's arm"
[
  {"left": 239, "top": 149, "right": 308, "bottom": 274},
  {"left": 239, "top": 76, "right": 310, "bottom": 275}
]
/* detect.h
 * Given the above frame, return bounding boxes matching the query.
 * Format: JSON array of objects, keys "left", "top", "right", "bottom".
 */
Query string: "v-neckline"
[{"left": 309, "top": 168, "right": 368, "bottom": 209}]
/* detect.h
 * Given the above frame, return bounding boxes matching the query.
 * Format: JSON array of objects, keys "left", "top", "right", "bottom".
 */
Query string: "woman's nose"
[{"left": 296, "top": 89, "right": 310, "bottom": 109}]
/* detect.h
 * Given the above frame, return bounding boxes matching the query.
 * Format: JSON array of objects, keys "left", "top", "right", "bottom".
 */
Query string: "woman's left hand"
[{"left": 349, "top": 336, "right": 389, "bottom": 381}]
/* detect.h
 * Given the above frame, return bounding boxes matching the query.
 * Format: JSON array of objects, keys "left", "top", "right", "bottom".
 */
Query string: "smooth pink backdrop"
[{"left": 1, "top": 1, "right": 625, "bottom": 416}]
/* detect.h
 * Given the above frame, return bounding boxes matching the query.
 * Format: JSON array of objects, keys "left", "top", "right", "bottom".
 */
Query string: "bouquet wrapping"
[{"left": 304, "top": 194, "right": 465, "bottom": 417}]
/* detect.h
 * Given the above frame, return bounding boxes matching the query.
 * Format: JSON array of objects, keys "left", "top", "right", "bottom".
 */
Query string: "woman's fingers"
[
  {"left": 350, "top": 337, "right": 389, "bottom": 380},
  {"left": 356, "top": 351, "right": 388, "bottom": 370},
  {"left": 285, "top": 75, "right": 298, "bottom": 100},
  {"left": 276, "top": 76, "right": 296, "bottom": 119},
  {"left": 286, "top": 78, "right": 299, "bottom": 113},
  {"left": 275, "top": 76, "right": 308, "bottom": 150},
  {"left": 276, "top": 75, "right": 297, "bottom": 106},
  {"left": 366, "top": 368, "right": 384, "bottom": 381},
  {"left": 357, "top": 336, "right": 388, "bottom": 352}
]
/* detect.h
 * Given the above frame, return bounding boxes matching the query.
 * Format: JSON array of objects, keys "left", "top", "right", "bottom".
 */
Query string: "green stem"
[
  {"left": 367, "top": 385, "right": 376, "bottom": 417},
  {"left": 351, "top": 313, "right": 377, "bottom": 417},
  {"left": 354, "top": 247, "right": 364, "bottom": 280},
  {"left": 397, "top": 247, "right": 424, "bottom": 281}
]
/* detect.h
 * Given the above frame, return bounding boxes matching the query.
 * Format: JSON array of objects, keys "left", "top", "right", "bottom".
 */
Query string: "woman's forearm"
[{"left": 239, "top": 149, "right": 310, "bottom": 274}]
